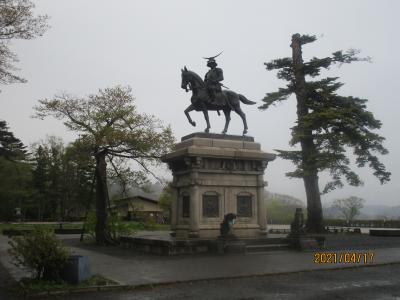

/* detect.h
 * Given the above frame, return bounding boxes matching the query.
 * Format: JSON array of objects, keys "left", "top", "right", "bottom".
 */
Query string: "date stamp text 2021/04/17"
[{"left": 313, "top": 252, "right": 375, "bottom": 264}]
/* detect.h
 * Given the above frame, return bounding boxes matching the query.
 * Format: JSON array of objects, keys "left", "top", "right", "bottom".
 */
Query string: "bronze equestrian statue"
[
  {"left": 204, "top": 52, "right": 225, "bottom": 105},
  {"left": 181, "top": 54, "right": 256, "bottom": 135}
]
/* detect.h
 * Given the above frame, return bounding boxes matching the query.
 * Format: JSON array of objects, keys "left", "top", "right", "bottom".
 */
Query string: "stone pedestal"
[{"left": 162, "top": 133, "right": 275, "bottom": 239}]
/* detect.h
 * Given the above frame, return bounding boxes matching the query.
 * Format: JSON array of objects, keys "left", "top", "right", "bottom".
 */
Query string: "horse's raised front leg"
[
  {"left": 234, "top": 106, "right": 248, "bottom": 135},
  {"left": 184, "top": 105, "right": 196, "bottom": 127},
  {"left": 222, "top": 109, "right": 231, "bottom": 134},
  {"left": 202, "top": 109, "right": 210, "bottom": 133}
]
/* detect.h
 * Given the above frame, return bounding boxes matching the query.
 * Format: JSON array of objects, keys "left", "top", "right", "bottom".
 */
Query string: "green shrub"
[
  {"left": 83, "top": 211, "right": 135, "bottom": 241},
  {"left": 8, "top": 228, "right": 69, "bottom": 281},
  {"left": 82, "top": 211, "right": 97, "bottom": 240},
  {"left": 108, "top": 213, "right": 135, "bottom": 240}
]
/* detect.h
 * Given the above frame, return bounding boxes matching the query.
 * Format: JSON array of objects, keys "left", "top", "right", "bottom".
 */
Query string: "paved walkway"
[
  {"left": 57, "top": 264, "right": 400, "bottom": 300},
  {"left": 2, "top": 234, "right": 400, "bottom": 287}
]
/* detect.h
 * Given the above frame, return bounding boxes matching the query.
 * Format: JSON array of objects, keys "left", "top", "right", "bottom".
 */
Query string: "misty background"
[{"left": 1, "top": 0, "right": 399, "bottom": 209}]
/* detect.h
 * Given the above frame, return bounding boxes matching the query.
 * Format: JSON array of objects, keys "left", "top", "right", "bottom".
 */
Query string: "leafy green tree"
[
  {"left": 0, "top": 0, "right": 49, "bottom": 87},
  {"left": 0, "top": 120, "right": 31, "bottom": 221},
  {"left": 158, "top": 184, "right": 173, "bottom": 211},
  {"left": 259, "top": 34, "right": 391, "bottom": 233},
  {"left": 332, "top": 196, "right": 365, "bottom": 222},
  {"left": 158, "top": 182, "right": 173, "bottom": 222},
  {"left": 34, "top": 86, "right": 174, "bottom": 244}
]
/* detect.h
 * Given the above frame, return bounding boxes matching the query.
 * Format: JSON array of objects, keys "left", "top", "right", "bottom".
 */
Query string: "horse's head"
[
  {"left": 181, "top": 66, "right": 204, "bottom": 92},
  {"left": 181, "top": 66, "right": 190, "bottom": 91}
]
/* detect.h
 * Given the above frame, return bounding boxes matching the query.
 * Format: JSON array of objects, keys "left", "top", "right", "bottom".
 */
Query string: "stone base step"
[
  {"left": 370, "top": 229, "right": 400, "bottom": 237},
  {"left": 245, "top": 243, "right": 290, "bottom": 253},
  {"left": 120, "top": 235, "right": 295, "bottom": 255},
  {"left": 243, "top": 238, "right": 289, "bottom": 245}
]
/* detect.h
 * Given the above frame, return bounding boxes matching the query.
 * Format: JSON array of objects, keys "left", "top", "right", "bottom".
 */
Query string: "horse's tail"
[{"left": 238, "top": 94, "right": 256, "bottom": 105}]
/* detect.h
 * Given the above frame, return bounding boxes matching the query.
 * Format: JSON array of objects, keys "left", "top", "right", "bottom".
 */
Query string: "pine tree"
[
  {"left": 0, "top": 121, "right": 31, "bottom": 221},
  {"left": 32, "top": 145, "right": 49, "bottom": 220},
  {"left": 62, "top": 140, "right": 95, "bottom": 220},
  {"left": 30, "top": 137, "right": 95, "bottom": 221},
  {"left": 0, "top": 120, "right": 26, "bottom": 160},
  {"left": 259, "top": 34, "right": 391, "bottom": 233},
  {"left": 47, "top": 138, "right": 64, "bottom": 220},
  {"left": 0, "top": 156, "right": 32, "bottom": 220}
]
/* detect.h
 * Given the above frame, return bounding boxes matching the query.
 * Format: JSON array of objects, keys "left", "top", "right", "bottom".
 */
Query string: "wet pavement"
[
  {"left": 2, "top": 234, "right": 400, "bottom": 286},
  {"left": 2, "top": 233, "right": 400, "bottom": 299},
  {"left": 55, "top": 264, "right": 400, "bottom": 300}
]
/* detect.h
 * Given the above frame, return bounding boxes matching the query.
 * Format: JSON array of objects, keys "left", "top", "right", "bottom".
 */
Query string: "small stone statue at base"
[
  {"left": 287, "top": 208, "right": 324, "bottom": 250},
  {"left": 289, "top": 208, "right": 306, "bottom": 237},
  {"left": 219, "top": 213, "right": 237, "bottom": 239}
]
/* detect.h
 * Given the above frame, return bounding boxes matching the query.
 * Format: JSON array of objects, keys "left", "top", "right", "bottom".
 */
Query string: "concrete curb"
[
  {"left": 14, "top": 274, "right": 129, "bottom": 298},
  {"left": 123, "top": 260, "right": 400, "bottom": 291},
  {"left": 19, "top": 283, "right": 130, "bottom": 298}
]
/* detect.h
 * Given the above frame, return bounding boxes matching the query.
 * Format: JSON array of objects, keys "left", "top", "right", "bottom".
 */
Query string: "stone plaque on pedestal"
[{"left": 162, "top": 132, "right": 276, "bottom": 239}]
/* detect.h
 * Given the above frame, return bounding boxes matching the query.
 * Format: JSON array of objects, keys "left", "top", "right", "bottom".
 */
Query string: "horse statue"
[{"left": 180, "top": 66, "right": 256, "bottom": 135}]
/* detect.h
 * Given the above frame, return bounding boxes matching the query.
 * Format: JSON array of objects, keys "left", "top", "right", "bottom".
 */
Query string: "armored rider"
[{"left": 204, "top": 52, "right": 224, "bottom": 105}]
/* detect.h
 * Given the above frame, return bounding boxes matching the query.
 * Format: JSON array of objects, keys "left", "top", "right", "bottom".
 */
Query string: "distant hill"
[
  {"left": 264, "top": 190, "right": 305, "bottom": 224},
  {"left": 264, "top": 190, "right": 305, "bottom": 207},
  {"left": 109, "top": 181, "right": 164, "bottom": 201},
  {"left": 323, "top": 204, "right": 400, "bottom": 220},
  {"left": 360, "top": 205, "right": 400, "bottom": 219},
  {"left": 323, "top": 205, "right": 341, "bottom": 219}
]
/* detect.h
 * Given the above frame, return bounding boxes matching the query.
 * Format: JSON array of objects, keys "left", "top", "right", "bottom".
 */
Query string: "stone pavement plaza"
[{"left": 2, "top": 233, "right": 400, "bottom": 287}]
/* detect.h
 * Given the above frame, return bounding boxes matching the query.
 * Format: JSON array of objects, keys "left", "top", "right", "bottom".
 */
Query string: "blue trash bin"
[{"left": 61, "top": 255, "right": 91, "bottom": 284}]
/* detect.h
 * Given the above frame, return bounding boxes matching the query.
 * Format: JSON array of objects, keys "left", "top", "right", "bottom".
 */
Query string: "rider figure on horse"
[{"left": 204, "top": 52, "right": 224, "bottom": 106}]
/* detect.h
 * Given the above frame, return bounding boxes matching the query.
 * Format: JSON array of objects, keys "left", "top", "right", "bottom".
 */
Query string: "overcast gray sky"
[{"left": 1, "top": 0, "right": 399, "bottom": 206}]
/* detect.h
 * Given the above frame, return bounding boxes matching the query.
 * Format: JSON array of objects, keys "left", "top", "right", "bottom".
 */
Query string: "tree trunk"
[
  {"left": 303, "top": 173, "right": 323, "bottom": 232},
  {"left": 291, "top": 34, "right": 324, "bottom": 233},
  {"left": 38, "top": 196, "right": 43, "bottom": 221},
  {"left": 95, "top": 150, "right": 110, "bottom": 245}
]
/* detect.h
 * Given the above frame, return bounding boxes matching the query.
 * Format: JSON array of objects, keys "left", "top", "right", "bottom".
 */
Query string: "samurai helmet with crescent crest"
[{"left": 203, "top": 51, "right": 223, "bottom": 67}]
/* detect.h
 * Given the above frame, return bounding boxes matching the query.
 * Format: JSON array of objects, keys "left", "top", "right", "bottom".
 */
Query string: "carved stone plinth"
[{"left": 162, "top": 132, "right": 276, "bottom": 239}]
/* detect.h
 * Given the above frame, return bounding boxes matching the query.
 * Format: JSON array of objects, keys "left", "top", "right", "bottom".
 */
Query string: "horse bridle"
[{"left": 183, "top": 72, "right": 205, "bottom": 93}]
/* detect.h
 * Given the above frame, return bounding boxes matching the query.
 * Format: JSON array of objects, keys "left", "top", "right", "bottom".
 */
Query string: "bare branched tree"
[
  {"left": 332, "top": 196, "right": 365, "bottom": 222},
  {"left": 0, "top": 0, "right": 49, "bottom": 87}
]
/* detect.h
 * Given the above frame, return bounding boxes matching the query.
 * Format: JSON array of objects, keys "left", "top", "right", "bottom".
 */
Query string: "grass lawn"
[
  {"left": 0, "top": 222, "right": 83, "bottom": 233},
  {"left": 122, "top": 221, "right": 170, "bottom": 231},
  {"left": 0, "top": 221, "right": 170, "bottom": 234}
]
